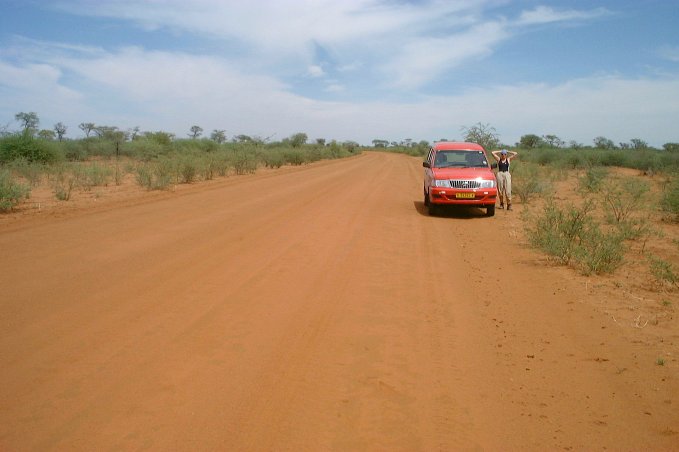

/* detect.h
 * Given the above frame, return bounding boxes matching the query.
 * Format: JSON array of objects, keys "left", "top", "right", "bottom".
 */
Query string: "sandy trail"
[{"left": 1, "top": 152, "right": 677, "bottom": 450}]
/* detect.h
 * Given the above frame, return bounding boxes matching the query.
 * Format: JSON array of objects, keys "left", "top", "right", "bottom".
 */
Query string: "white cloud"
[
  {"left": 324, "top": 83, "right": 345, "bottom": 93},
  {"left": 383, "top": 20, "right": 508, "bottom": 89},
  {"left": 515, "top": 6, "right": 610, "bottom": 26},
  {"left": 307, "top": 65, "right": 325, "bottom": 78},
  {"left": 3, "top": 38, "right": 678, "bottom": 146}
]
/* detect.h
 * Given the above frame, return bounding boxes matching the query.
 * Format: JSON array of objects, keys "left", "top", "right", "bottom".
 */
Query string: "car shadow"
[{"left": 413, "top": 201, "right": 491, "bottom": 219}]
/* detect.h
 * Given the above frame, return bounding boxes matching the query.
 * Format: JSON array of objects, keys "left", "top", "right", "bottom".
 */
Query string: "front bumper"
[{"left": 429, "top": 188, "right": 497, "bottom": 206}]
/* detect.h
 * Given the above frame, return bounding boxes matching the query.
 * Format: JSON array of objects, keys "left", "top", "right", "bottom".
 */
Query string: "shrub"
[
  {"left": 134, "top": 162, "right": 173, "bottom": 190},
  {"left": 76, "top": 164, "right": 113, "bottom": 190},
  {"left": 0, "top": 133, "right": 60, "bottom": 164},
  {"left": 62, "top": 140, "right": 88, "bottom": 161},
  {"left": 578, "top": 166, "right": 608, "bottom": 193},
  {"left": 122, "top": 139, "right": 170, "bottom": 161},
  {"left": 283, "top": 149, "right": 306, "bottom": 165},
  {"left": 8, "top": 158, "right": 44, "bottom": 187},
  {"left": 178, "top": 156, "right": 199, "bottom": 184},
  {"left": 231, "top": 150, "right": 258, "bottom": 175},
  {"left": 660, "top": 177, "right": 679, "bottom": 222},
  {"left": 261, "top": 150, "right": 286, "bottom": 169},
  {"left": 525, "top": 198, "right": 625, "bottom": 274},
  {"left": 525, "top": 199, "right": 596, "bottom": 265},
  {"left": 511, "top": 162, "right": 551, "bottom": 203},
  {"left": 50, "top": 166, "right": 77, "bottom": 201},
  {"left": 0, "top": 170, "right": 30, "bottom": 212},
  {"left": 211, "top": 152, "right": 231, "bottom": 177},
  {"left": 575, "top": 228, "right": 625, "bottom": 275},
  {"left": 648, "top": 255, "right": 679, "bottom": 288},
  {"left": 602, "top": 177, "right": 649, "bottom": 224}
]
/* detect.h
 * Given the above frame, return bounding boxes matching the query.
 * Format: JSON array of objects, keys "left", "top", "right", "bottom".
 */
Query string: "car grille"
[{"left": 447, "top": 180, "right": 480, "bottom": 189}]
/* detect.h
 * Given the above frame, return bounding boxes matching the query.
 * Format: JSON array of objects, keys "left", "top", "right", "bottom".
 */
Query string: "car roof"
[{"left": 432, "top": 141, "right": 485, "bottom": 151}]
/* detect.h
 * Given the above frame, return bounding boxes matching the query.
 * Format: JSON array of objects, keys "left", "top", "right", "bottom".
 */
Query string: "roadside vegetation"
[{"left": 0, "top": 114, "right": 361, "bottom": 212}]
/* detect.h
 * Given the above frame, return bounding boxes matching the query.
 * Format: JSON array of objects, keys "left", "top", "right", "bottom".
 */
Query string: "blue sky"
[{"left": 1, "top": 0, "right": 678, "bottom": 147}]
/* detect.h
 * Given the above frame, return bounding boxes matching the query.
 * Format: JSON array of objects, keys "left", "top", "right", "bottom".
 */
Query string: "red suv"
[{"left": 423, "top": 141, "right": 497, "bottom": 216}]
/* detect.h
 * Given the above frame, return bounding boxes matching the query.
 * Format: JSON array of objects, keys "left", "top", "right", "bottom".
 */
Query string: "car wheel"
[
  {"left": 486, "top": 205, "right": 495, "bottom": 217},
  {"left": 424, "top": 188, "right": 430, "bottom": 207}
]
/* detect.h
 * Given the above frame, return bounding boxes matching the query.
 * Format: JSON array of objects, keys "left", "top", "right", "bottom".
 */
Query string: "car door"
[{"left": 424, "top": 148, "right": 435, "bottom": 194}]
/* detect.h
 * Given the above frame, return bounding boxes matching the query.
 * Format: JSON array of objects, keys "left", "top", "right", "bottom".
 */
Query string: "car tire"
[
  {"left": 486, "top": 205, "right": 495, "bottom": 217},
  {"left": 424, "top": 188, "right": 430, "bottom": 207}
]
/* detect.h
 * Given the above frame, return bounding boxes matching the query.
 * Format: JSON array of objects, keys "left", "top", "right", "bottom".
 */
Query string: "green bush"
[
  {"left": 0, "top": 170, "right": 30, "bottom": 212},
  {"left": 648, "top": 255, "right": 678, "bottom": 288},
  {"left": 77, "top": 164, "right": 113, "bottom": 191},
  {"left": 578, "top": 166, "right": 608, "bottom": 193},
  {"left": 260, "top": 150, "right": 286, "bottom": 169},
  {"left": 62, "top": 140, "right": 88, "bottom": 161},
  {"left": 178, "top": 156, "right": 199, "bottom": 184},
  {"left": 575, "top": 228, "right": 625, "bottom": 275},
  {"left": 525, "top": 198, "right": 625, "bottom": 274},
  {"left": 283, "top": 149, "right": 307, "bottom": 165},
  {"left": 8, "top": 158, "right": 44, "bottom": 187},
  {"left": 511, "top": 162, "right": 551, "bottom": 203},
  {"left": 134, "top": 162, "right": 173, "bottom": 190},
  {"left": 231, "top": 150, "right": 258, "bottom": 175},
  {"left": 122, "top": 139, "right": 171, "bottom": 161},
  {"left": 661, "top": 177, "right": 679, "bottom": 222},
  {"left": 50, "top": 165, "right": 77, "bottom": 201},
  {"left": 602, "top": 177, "right": 649, "bottom": 224},
  {"left": 0, "top": 133, "right": 61, "bottom": 164}
]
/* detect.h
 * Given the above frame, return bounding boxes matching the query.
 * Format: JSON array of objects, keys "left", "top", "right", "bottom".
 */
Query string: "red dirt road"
[{"left": 1, "top": 152, "right": 677, "bottom": 450}]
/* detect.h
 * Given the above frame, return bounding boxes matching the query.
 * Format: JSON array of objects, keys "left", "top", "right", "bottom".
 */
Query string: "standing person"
[{"left": 491, "top": 149, "right": 519, "bottom": 210}]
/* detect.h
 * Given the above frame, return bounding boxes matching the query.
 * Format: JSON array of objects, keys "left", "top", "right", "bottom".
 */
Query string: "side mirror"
[
  {"left": 422, "top": 161, "right": 431, "bottom": 168},
  {"left": 490, "top": 162, "right": 498, "bottom": 169}
]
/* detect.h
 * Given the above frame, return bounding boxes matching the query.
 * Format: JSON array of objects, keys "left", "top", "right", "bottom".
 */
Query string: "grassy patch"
[
  {"left": 524, "top": 198, "right": 625, "bottom": 275},
  {"left": 0, "top": 169, "right": 30, "bottom": 211}
]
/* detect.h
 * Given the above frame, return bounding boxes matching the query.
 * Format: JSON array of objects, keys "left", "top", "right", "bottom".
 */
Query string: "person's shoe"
[
  {"left": 499, "top": 203, "right": 504, "bottom": 209},
  {"left": 507, "top": 204, "right": 513, "bottom": 211}
]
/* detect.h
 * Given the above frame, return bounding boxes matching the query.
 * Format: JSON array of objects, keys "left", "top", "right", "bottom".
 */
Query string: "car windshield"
[{"left": 433, "top": 150, "right": 488, "bottom": 168}]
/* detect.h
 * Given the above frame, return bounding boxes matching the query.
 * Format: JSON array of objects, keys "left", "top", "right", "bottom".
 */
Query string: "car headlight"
[
  {"left": 479, "top": 179, "right": 495, "bottom": 188},
  {"left": 433, "top": 179, "right": 449, "bottom": 187}
]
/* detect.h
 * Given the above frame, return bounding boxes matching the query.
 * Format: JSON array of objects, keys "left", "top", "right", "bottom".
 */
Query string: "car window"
[{"left": 433, "top": 150, "right": 488, "bottom": 168}]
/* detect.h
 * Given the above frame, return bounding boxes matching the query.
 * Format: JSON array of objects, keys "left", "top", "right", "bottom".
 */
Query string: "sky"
[{"left": 1, "top": 0, "right": 678, "bottom": 147}]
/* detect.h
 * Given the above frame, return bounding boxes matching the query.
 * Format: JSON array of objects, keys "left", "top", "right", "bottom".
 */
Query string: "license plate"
[{"left": 455, "top": 192, "right": 475, "bottom": 199}]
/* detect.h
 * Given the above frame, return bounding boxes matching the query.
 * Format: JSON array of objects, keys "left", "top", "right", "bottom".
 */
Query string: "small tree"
[
  {"left": 461, "top": 123, "right": 500, "bottom": 151},
  {"left": 662, "top": 143, "right": 679, "bottom": 152},
  {"left": 129, "top": 126, "right": 141, "bottom": 140},
  {"left": 15, "top": 112, "right": 39, "bottom": 135},
  {"left": 519, "top": 134, "right": 544, "bottom": 148},
  {"left": 543, "top": 134, "right": 564, "bottom": 148},
  {"left": 143, "top": 131, "right": 174, "bottom": 145},
  {"left": 54, "top": 122, "right": 67, "bottom": 141},
  {"left": 79, "top": 122, "right": 96, "bottom": 137},
  {"left": 38, "top": 129, "right": 56, "bottom": 140},
  {"left": 211, "top": 129, "right": 227, "bottom": 144},
  {"left": 234, "top": 134, "right": 253, "bottom": 143},
  {"left": 593, "top": 136, "right": 616, "bottom": 149},
  {"left": 189, "top": 125, "right": 203, "bottom": 139},
  {"left": 630, "top": 138, "right": 648, "bottom": 150},
  {"left": 569, "top": 140, "right": 584, "bottom": 150},
  {"left": 290, "top": 132, "right": 308, "bottom": 148}
]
